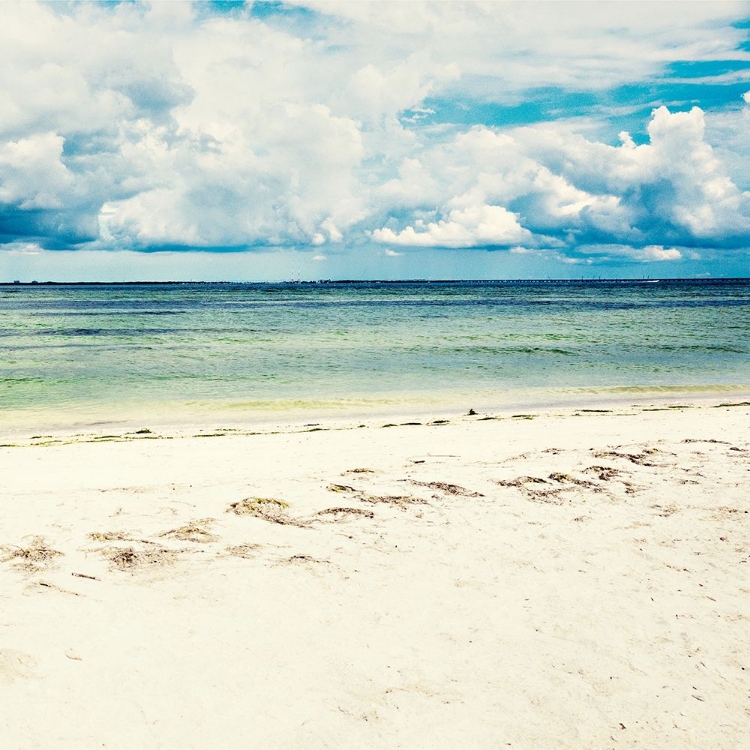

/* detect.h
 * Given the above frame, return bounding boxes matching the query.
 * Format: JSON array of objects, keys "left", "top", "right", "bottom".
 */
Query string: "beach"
[
  {"left": 3, "top": 0, "right": 750, "bottom": 746},
  {"left": 1, "top": 399, "right": 748, "bottom": 749}
]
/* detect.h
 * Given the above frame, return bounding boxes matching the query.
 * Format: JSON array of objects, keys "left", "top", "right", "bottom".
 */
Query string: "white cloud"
[
  {"left": 0, "top": 133, "right": 72, "bottom": 209},
  {"left": 97, "top": 102, "right": 366, "bottom": 248},
  {"left": 343, "top": 57, "right": 459, "bottom": 126},
  {"left": 0, "top": 0, "right": 748, "bottom": 271},
  {"left": 640, "top": 246, "right": 683, "bottom": 261},
  {"left": 576, "top": 244, "right": 683, "bottom": 262},
  {"left": 288, "top": 0, "right": 750, "bottom": 98},
  {"left": 2, "top": 241, "right": 43, "bottom": 256},
  {"left": 0, "top": 2, "right": 191, "bottom": 138},
  {"left": 319, "top": 217, "right": 343, "bottom": 243},
  {"left": 560, "top": 256, "right": 593, "bottom": 265},
  {"left": 369, "top": 103, "right": 750, "bottom": 252},
  {"left": 705, "top": 90, "right": 750, "bottom": 191},
  {"left": 384, "top": 248, "right": 402, "bottom": 257},
  {"left": 373, "top": 204, "right": 531, "bottom": 248}
]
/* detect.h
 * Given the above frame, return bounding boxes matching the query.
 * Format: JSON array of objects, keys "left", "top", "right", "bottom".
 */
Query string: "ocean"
[{"left": 1, "top": 279, "right": 749, "bottom": 431}]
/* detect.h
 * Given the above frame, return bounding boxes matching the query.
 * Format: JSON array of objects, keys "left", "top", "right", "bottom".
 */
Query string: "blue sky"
[{"left": 1, "top": 0, "right": 749, "bottom": 281}]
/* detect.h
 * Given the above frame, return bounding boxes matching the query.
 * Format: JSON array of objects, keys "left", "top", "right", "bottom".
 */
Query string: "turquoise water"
[{"left": 1, "top": 280, "right": 749, "bottom": 429}]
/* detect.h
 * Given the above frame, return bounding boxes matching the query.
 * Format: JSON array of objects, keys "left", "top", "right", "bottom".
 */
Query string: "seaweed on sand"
[
  {"left": 100, "top": 545, "right": 180, "bottom": 572},
  {"left": 496, "top": 476, "right": 548, "bottom": 488},
  {"left": 327, "top": 483, "right": 358, "bottom": 493},
  {"left": 159, "top": 519, "right": 218, "bottom": 543},
  {"left": 591, "top": 448, "right": 660, "bottom": 466},
  {"left": 359, "top": 493, "right": 426, "bottom": 507},
  {"left": 228, "top": 498, "right": 306, "bottom": 527},
  {"left": 0, "top": 536, "right": 64, "bottom": 572},
  {"left": 495, "top": 476, "right": 568, "bottom": 505},
  {"left": 88, "top": 530, "right": 131, "bottom": 542},
  {"left": 547, "top": 473, "right": 598, "bottom": 489},
  {"left": 315, "top": 507, "right": 375, "bottom": 521},
  {"left": 582, "top": 466, "right": 621, "bottom": 481},
  {"left": 327, "top": 482, "right": 425, "bottom": 508},
  {"left": 409, "top": 481, "right": 484, "bottom": 497},
  {"left": 224, "top": 543, "right": 262, "bottom": 559}
]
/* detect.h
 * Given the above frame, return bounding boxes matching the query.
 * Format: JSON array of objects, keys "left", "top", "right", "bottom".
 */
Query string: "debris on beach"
[
  {"left": 314, "top": 507, "right": 375, "bottom": 521},
  {"left": 100, "top": 545, "right": 180, "bottom": 572},
  {"left": 224, "top": 543, "right": 262, "bottom": 559},
  {"left": 159, "top": 519, "right": 218, "bottom": 543},
  {"left": 327, "top": 483, "right": 357, "bottom": 493},
  {"left": 409, "top": 480, "right": 484, "bottom": 497},
  {"left": 88, "top": 530, "right": 131, "bottom": 542},
  {"left": 0, "top": 537, "right": 64, "bottom": 572},
  {"left": 228, "top": 497, "right": 306, "bottom": 526}
]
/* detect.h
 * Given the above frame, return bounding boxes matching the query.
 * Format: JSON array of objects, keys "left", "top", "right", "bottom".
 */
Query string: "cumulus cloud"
[
  {"left": 2, "top": 241, "right": 43, "bottom": 256},
  {"left": 640, "top": 246, "right": 682, "bottom": 261},
  {"left": 0, "top": 133, "right": 72, "bottom": 209},
  {"left": 0, "top": 0, "right": 749, "bottom": 273},
  {"left": 371, "top": 104, "right": 750, "bottom": 254},
  {"left": 290, "top": 0, "right": 750, "bottom": 97},
  {"left": 0, "top": 2, "right": 370, "bottom": 251},
  {"left": 343, "top": 57, "right": 459, "bottom": 126},
  {"left": 373, "top": 204, "right": 531, "bottom": 248},
  {"left": 706, "top": 90, "right": 750, "bottom": 191},
  {"left": 633, "top": 106, "right": 749, "bottom": 241},
  {"left": 582, "top": 244, "right": 684, "bottom": 261},
  {"left": 99, "top": 102, "right": 365, "bottom": 249}
]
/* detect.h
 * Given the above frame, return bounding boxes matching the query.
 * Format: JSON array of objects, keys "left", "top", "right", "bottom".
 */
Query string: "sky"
[{"left": 1, "top": 0, "right": 749, "bottom": 281}]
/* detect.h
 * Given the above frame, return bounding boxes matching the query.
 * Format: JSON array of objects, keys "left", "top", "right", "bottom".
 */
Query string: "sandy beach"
[{"left": 1, "top": 400, "right": 749, "bottom": 749}]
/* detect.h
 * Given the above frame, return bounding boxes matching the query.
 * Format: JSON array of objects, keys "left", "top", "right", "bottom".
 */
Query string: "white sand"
[{"left": 1, "top": 401, "right": 749, "bottom": 749}]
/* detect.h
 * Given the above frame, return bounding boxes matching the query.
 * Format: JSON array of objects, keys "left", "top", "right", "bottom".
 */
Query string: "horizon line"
[{"left": 2, "top": 277, "right": 749, "bottom": 286}]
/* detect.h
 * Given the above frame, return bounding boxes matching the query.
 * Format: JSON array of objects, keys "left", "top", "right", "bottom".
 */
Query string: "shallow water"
[{"left": 1, "top": 279, "right": 748, "bottom": 430}]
